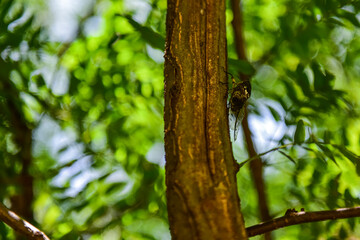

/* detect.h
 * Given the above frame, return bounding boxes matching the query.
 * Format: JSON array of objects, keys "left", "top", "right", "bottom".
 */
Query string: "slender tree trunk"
[
  {"left": 2, "top": 79, "right": 34, "bottom": 240},
  {"left": 164, "top": 0, "right": 247, "bottom": 239},
  {"left": 230, "top": 1, "right": 272, "bottom": 239}
]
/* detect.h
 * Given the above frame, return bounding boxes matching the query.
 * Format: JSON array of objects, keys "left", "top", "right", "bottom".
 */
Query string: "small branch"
[
  {"left": 0, "top": 202, "right": 50, "bottom": 240},
  {"left": 239, "top": 143, "right": 294, "bottom": 168},
  {"left": 246, "top": 207, "right": 360, "bottom": 237}
]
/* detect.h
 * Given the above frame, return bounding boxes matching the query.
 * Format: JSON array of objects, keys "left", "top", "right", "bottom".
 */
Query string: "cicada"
[{"left": 226, "top": 73, "right": 251, "bottom": 141}]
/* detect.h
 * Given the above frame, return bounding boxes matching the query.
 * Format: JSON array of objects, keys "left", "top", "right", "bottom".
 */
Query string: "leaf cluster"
[{"left": 230, "top": 0, "right": 360, "bottom": 238}]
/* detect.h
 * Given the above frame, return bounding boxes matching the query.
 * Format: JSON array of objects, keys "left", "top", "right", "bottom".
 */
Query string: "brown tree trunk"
[
  {"left": 242, "top": 112, "right": 272, "bottom": 240},
  {"left": 231, "top": 0, "right": 272, "bottom": 221},
  {"left": 164, "top": 0, "right": 247, "bottom": 239},
  {"left": 2, "top": 80, "right": 34, "bottom": 240},
  {"left": 230, "top": 0, "right": 272, "bottom": 239}
]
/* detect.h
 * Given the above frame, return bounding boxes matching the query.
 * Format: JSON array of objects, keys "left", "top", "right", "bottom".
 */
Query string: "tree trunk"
[
  {"left": 164, "top": 0, "right": 248, "bottom": 239},
  {"left": 1, "top": 78, "right": 34, "bottom": 240},
  {"left": 230, "top": 0, "right": 272, "bottom": 239}
]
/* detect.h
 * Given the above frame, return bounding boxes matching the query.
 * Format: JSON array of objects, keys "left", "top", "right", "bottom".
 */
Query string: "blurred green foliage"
[{"left": 0, "top": 0, "right": 359, "bottom": 239}]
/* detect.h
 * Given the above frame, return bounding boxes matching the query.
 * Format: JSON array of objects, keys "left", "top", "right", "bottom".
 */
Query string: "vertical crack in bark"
[
  {"left": 173, "top": 182, "right": 199, "bottom": 239},
  {"left": 164, "top": 0, "right": 248, "bottom": 238},
  {"left": 203, "top": 1, "right": 216, "bottom": 182}
]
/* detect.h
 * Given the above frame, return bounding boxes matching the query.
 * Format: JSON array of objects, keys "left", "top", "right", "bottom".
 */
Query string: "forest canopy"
[{"left": 0, "top": 0, "right": 360, "bottom": 239}]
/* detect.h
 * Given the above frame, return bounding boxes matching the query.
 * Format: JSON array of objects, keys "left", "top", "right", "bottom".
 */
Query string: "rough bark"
[{"left": 164, "top": 0, "right": 247, "bottom": 239}]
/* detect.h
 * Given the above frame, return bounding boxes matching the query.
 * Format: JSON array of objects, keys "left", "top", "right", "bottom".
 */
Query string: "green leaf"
[
  {"left": 326, "top": 174, "right": 341, "bottom": 208},
  {"left": 338, "top": 9, "right": 360, "bottom": 27},
  {"left": 348, "top": 217, "right": 355, "bottom": 231},
  {"left": 339, "top": 225, "right": 348, "bottom": 239},
  {"left": 283, "top": 81, "right": 300, "bottom": 104},
  {"left": 294, "top": 120, "right": 305, "bottom": 144},
  {"left": 108, "top": 34, "right": 120, "bottom": 47},
  {"left": 344, "top": 189, "right": 354, "bottom": 207},
  {"left": 312, "top": 63, "right": 334, "bottom": 92},
  {"left": 123, "top": 15, "right": 165, "bottom": 50},
  {"left": 302, "top": 146, "right": 327, "bottom": 164},
  {"left": 0, "top": 221, "right": 8, "bottom": 238},
  {"left": 105, "top": 183, "right": 127, "bottom": 195},
  {"left": 323, "top": 130, "right": 331, "bottom": 144},
  {"left": 12, "top": 15, "right": 34, "bottom": 34},
  {"left": 228, "top": 58, "right": 255, "bottom": 75},
  {"left": 268, "top": 105, "right": 281, "bottom": 121},
  {"left": 328, "top": 17, "right": 346, "bottom": 27},
  {"left": 279, "top": 150, "right": 296, "bottom": 164},
  {"left": 295, "top": 64, "right": 311, "bottom": 97},
  {"left": 0, "top": 0, "right": 13, "bottom": 25},
  {"left": 316, "top": 142, "right": 337, "bottom": 165},
  {"left": 334, "top": 145, "right": 360, "bottom": 163},
  {"left": 6, "top": 4, "right": 25, "bottom": 26},
  {"left": 334, "top": 145, "right": 360, "bottom": 175},
  {"left": 31, "top": 74, "right": 46, "bottom": 88},
  {"left": 324, "top": 70, "right": 335, "bottom": 87}
]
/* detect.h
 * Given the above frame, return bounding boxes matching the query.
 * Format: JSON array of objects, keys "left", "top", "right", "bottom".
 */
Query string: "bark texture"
[
  {"left": 247, "top": 207, "right": 360, "bottom": 237},
  {"left": 0, "top": 202, "right": 49, "bottom": 240},
  {"left": 164, "top": 0, "right": 247, "bottom": 239}
]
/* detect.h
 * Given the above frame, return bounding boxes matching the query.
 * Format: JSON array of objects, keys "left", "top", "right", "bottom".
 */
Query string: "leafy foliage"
[
  {"left": 232, "top": 0, "right": 360, "bottom": 238},
  {"left": 1, "top": 0, "right": 167, "bottom": 239}
]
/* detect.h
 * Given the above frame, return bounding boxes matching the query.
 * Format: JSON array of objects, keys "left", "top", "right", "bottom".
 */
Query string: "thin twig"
[
  {"left": 239, "top": 143, "right": 294, "bottom": 168},
  {"left": 246, "top": 207, "right": 360, "bottom": 237},
  {"left": 0, "top": 202, "right": 50, "bottom": 240}
]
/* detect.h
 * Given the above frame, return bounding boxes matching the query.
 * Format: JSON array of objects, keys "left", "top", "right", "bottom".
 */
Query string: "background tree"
[{"left": 0, "top": 0, "right": 359, "bottom": 239}]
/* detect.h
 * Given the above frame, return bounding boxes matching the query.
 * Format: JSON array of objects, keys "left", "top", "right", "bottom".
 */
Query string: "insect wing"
[
  {"left": 229, "top": 107, "right": 245, "bottom": 141},
  {"left": 235, "top": 107, "right": 245, "bottom": 140}
]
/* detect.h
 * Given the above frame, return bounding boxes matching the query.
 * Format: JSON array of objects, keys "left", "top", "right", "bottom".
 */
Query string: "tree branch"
[
  {"left": 246, "top": 207, "right": 360, "bottom": 237},
  {"left": 239, "top": 143, "right": 294, "bottom": 168},
  {"left": 0, "top": 202, "right": 50, "bottom": 240}
]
